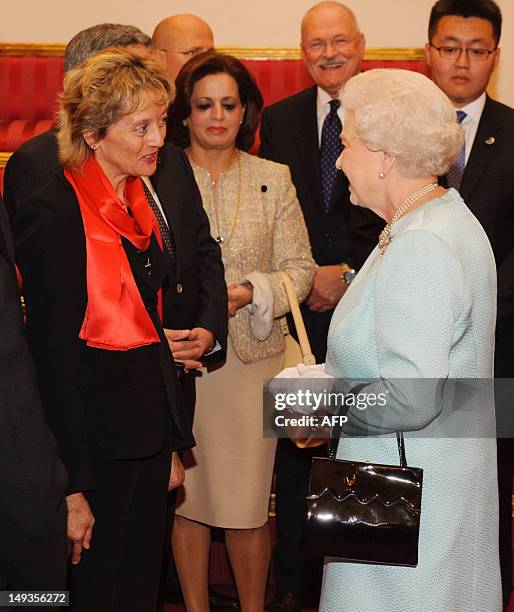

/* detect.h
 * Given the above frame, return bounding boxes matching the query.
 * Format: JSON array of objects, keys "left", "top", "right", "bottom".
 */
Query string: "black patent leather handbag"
[{"left": 302, "top": 431, "right": 423, "bottom": 567}]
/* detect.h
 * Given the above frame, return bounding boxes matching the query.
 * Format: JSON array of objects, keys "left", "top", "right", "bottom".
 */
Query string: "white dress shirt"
[{"left": 459, "top": 92, "right": 486, "bottom": 165}]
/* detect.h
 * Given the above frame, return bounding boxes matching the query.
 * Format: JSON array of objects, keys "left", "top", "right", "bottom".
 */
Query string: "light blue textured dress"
[{"left": 321, "top": 189, "right": 502, "bottom": 612}]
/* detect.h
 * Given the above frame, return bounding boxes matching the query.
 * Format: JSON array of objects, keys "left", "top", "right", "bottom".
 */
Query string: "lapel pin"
[
  {"left": 261, "top": 185, "right": 268, "bottom": 192},
  {"left": 485, "top": 136, "right": 495, "bottom": 145}
]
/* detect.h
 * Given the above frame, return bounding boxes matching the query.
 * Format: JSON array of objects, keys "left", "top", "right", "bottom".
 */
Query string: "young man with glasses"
[{"left": 426, "top": 1, "right": 514, "bottom": 607}]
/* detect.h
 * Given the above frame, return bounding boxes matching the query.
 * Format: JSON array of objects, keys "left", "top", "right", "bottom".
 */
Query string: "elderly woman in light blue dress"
[{"left": 316, "top": 69, "right": 501, "bottom": 611}]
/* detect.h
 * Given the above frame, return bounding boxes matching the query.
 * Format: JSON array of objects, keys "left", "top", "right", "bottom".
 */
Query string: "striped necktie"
[{"left": 141, "top": 179, "right": 174, "bottom": 260}]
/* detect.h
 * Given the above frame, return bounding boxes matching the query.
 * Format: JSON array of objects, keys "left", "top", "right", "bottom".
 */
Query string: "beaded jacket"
[{"left": 190, "top": 151, "right": 316, "bottom": 363}]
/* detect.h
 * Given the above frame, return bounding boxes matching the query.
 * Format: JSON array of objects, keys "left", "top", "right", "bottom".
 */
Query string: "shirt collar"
[
  {"left": 458, "top": 92, "right": 486, "bottom": 125},
  {"left": 316, "top": 86, "right": 342, "bottom": 118}
]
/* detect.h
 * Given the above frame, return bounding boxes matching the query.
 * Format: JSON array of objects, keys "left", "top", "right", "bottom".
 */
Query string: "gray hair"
[
  {"left": 64, "top": 23, "right": 151, "bottom": 72},
  {"left": 342, "top": 69, "right": 464, "bottom": 178}
]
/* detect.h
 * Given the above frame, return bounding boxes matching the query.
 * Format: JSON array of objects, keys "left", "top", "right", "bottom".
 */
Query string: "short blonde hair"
[
  {"left": 58, "top": 48, "right": 174, "bottom": 169},
  {"left": 341, "top": 69, "right": 463, "bottom": 178}
]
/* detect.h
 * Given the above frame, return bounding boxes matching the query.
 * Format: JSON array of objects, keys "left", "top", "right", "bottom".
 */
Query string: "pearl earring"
[{"left": 378, "top": 172, "right": 385, "bottom": 179}]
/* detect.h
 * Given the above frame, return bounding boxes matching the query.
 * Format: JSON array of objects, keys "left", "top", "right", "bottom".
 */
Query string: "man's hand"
[
  {"left": 164, "top": 327, "right": 215, "bottom": 372},
  {"left": 305, "top": 265, "right": 348, "bottom": 312},
  {"left": 227, "top": 283, "right": 253, "bottom": 317},
  {"left": 66, "top": 492, "right": 95, "bottom": 565},
  {"left": 169, "top": 452, "right": 185, "bottom": 491}
]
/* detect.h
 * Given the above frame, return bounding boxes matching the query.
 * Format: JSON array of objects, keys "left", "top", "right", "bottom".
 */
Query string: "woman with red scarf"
[{"left": 15, "top": 49, "right": 194, "bottom": 610}]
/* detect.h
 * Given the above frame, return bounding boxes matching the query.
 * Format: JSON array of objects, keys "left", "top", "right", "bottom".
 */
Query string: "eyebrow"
[
  {"left": 439, "top": 35, "right": 491, "bottom": 45},
  {"left": 195, "top": 95, "right": 238, "bottom": 100}
]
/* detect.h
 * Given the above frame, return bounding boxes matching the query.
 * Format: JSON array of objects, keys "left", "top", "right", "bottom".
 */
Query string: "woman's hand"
[
  {"left": 66, "top": 492, "right": 95, "bottom": 565},
  {"left": 169, "top": 452, "right": 185, "bottom": 491},
  {"left": 227, "top": 283, "right": 253, "bottom": 317}
]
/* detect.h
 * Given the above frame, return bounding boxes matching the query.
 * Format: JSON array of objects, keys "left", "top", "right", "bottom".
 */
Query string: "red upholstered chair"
[{"left": 0, "top": 54, "right": 63, "bottom": 150}]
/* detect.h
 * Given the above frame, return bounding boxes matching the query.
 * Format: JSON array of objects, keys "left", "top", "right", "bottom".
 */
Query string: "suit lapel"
[
  {"left": 460, "top": 97, "right": 504, "bottom": 201},
  {"left": 292, "top": 86, "right": 323, "bottom": 208}
]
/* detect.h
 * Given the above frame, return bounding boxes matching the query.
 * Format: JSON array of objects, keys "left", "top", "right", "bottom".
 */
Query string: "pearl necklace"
[{"left": 378, "top": 182, "right": 438, "bottom": 255}]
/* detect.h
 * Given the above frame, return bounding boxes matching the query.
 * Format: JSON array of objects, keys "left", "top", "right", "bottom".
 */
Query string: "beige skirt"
[{"left": 175, "top": 342, "right": 281, "bottom": 529}]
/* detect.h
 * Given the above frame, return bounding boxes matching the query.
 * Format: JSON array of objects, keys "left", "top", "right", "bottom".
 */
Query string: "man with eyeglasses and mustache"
[
  {"left": 426, "top": 0, "right": 514, "bottom": 607},
  {"left": 152, "top": 14, "right": 214, "bottom": 82},
  {"left": 260, "top": 3, "right": 383, "bottom": 610}
]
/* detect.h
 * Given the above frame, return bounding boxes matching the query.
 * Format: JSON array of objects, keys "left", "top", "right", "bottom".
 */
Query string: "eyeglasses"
[
  {"left": 303, "top": 34, "right": 359, "bottom": 56},
  {"left": 429, "top": 43, "right": 497, "bottom": 62},
  {"left": 159, "top": 47, "right": 210, "bottom": 58}
]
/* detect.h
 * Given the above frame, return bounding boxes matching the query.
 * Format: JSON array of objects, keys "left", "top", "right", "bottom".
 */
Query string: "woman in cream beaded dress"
[
  {"left": 316, "top": 69, "right": 501, "bottom": 611},
  {"left": 168, "top": 52, "right": 316, "bottom": 612}
]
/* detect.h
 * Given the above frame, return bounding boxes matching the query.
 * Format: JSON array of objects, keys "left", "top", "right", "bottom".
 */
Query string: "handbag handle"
[
  {"left": 278, "top": 271, "right": 316, "bottom": 366},
  {"left": 329, "top": 427, "right": 408, "bottom": 467}
]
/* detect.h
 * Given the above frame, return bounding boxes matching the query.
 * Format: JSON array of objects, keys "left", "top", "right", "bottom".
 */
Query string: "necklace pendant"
[{"left": 215, "top": 236, "right": 224, "bottom": 245}]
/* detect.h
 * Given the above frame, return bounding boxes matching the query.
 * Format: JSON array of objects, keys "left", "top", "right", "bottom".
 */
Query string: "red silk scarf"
[{"left": 65, "top": 155, "right": 163, "bottom": 351}]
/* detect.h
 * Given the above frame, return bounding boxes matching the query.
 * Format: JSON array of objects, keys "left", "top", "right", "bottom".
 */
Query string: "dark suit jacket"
[
  {"left": 148, "top": 143, "right": 228, "bottom": 431},
  {"left": 0, "top": 195, "right": 67, "bottom": 588},
  {"left": 259, "top": 85, "right": 383, "bottom": 359},
  {"left": 441, "top": 97, "right": 514, "bottom": 376},
  {"left": 3, "top": 129, "right": 59, "bottom": 226},
  {"left": 152, "top": 143, "right": 227, "bottom": 357}
]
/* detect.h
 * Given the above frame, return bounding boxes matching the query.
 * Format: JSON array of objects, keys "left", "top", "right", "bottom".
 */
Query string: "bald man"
[
  {"left": 260, "top": 3, "right": 383, "bottom": 610},
  {"left": 153, "top": 14, "right": 214, "bottom": 81}
]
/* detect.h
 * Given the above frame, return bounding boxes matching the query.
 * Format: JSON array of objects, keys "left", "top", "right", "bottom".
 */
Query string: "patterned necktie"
[
  {"left": 446, "top": 110, "right": 467, "bottom": 190},
  {"left": 141, "top": 179, "right": 175, "bottom": 260},
  {"left": 320, "top": 99, "right": 343, "bottom": 212}
]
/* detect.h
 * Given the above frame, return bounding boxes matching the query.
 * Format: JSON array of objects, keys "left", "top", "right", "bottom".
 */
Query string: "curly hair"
[
  {"left": 58, "top": 48, "right": 173, "bottom": 169},
  {"left": 341, "top": 69, "right": 464, "bottom": 178},
  {"left": 168, "top": 50, "right": 263, "bottom": 151}
]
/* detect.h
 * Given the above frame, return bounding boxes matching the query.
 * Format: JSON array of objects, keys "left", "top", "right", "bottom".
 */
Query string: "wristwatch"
[{"left": 340, "top": 263, "right": 356, "bottom": 285}]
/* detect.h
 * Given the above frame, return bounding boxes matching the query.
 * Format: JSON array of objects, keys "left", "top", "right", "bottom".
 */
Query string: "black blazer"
[
  {"left": 4, "top": 132, "right": 228, "bottom": 423},
  {"left": 259, "top": 86, "right": 383, "bottom": 359},
  {"left": 14, "top": 174, "right": 195, "bottom": 495},
  {"left": 442, "top": 97, "right": 514, "bottom": 376},
  {"left": 0, "top": 195, "right": 67, "bottom": 587}
]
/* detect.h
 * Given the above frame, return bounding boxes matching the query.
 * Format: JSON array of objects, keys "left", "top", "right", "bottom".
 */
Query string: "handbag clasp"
[{"left": 344, "top": 473, "right": 357, "bottom": 487}]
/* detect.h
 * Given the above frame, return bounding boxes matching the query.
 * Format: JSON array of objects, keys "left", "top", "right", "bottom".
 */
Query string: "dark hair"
[
  {"left": 428, "top": 0, "right": 502, "bottom": 44},
  {"left": 168, "top": 51, "right": 263, "bottom": 151},
  {"left": 64, "top": 23, "right": 151, "bottom": 72}
]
